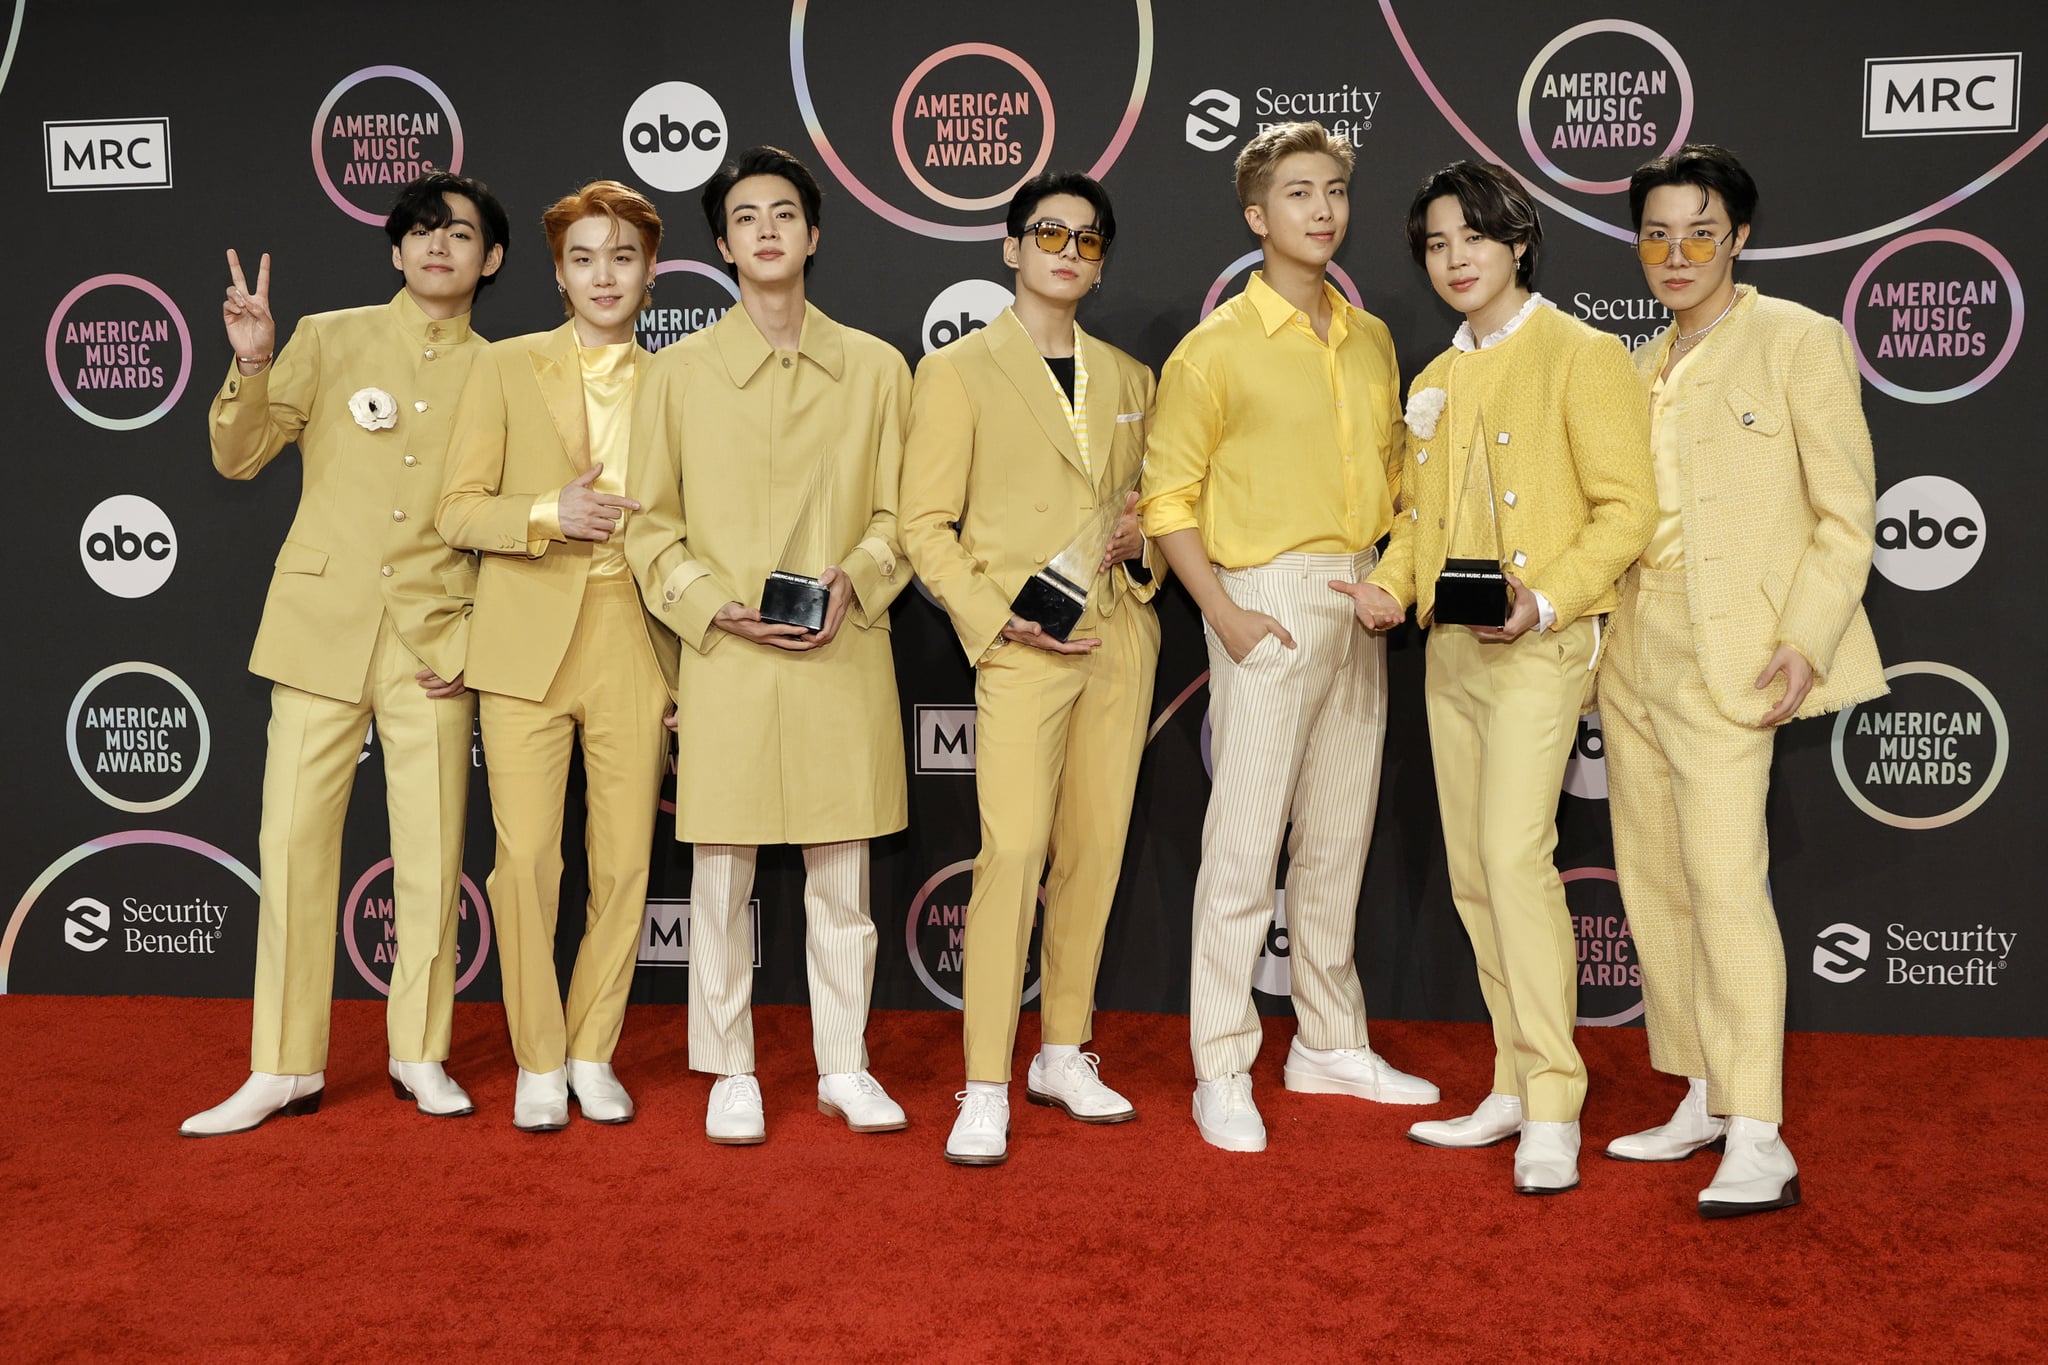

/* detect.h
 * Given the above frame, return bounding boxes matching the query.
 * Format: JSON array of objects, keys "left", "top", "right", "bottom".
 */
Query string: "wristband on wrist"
[{"left": 235, "top": 353, "right": 272, "bottom": 370}]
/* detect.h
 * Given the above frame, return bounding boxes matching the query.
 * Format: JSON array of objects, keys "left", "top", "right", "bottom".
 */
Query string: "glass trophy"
[
  {"left": 759, "top": 452, "right": 833, "bottom": 633},
  {"left": 1010, "top": 464, "right": 1145, "bottom": 640},
  {"left": 1431, "top": 406, "right": 1509, "bottom": 627}
]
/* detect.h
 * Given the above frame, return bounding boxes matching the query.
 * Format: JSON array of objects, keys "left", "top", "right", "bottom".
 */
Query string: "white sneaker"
[
  {"left": 180, "top": 1071, "right": 324, "bottom": 1137},
  {"left": 388, "top": 1059, "right": 474, "bottom": 1118},
  {"left": 1408, "top": 1093, "right": 1523, "bottom": 1149},
  {"left": 818, "top": 1070, "right": 908, "bottom": 1133},
  {"left": 1606, "top": 1078, "right": 1726, "bottom": 1162},
  {"left": 1514, "top": 1120, "right": 1582, "bottom": 1195},
  {"left": 566, "top": 1059, "right": 635, "bottom": 1124},
  {"left": 944, "top": 1090, "right": 1010, "bottom": 1166},
  {"left": 1282, "top": 1037, "right": 1441, "bottom": 1105},
  {"left": 1699, "top": 1118, "right": 1801, "bottom": 1218},
  {"left": 707, "top": 1073, "right": 767, "bottom": 1145},
  {"left": 1027, "top": 1051, "right": 1136, "bottom": 1123},
  {"left": 1192, "top": 1073, "right": 1267, "bottom": 1152},
  {"left": 513, "top": 1066, "right": 569, "bottom": 1133}
]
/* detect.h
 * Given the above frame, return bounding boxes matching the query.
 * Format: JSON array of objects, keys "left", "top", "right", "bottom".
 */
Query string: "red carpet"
[{"left": 1, "top": 997, "right": 2041, "bottom": 1360}]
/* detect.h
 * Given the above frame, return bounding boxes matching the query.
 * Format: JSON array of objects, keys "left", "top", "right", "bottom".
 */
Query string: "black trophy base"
[
  {"left": 760, "top": 571, "right": 828, "bottom": 633},
  {"left": 1011, "top": 570, "right": 1088, "bottom": 641},
  {"left": 1433, "top": 559, "right": 1509, "bottom": 627}
]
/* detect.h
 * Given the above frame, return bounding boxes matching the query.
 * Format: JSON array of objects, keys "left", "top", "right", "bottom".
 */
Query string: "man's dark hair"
[
  {"left": 1404, "top": 161, "right": 1542, "bottom": 286},
  {"left": 384, "top": 171, "right": 511, "bottom": 292},
  {"left": 1628, "top": 143, "right": 1760, "bottom": 231},
  {"left": 701, "top": 146, "right": 825, "bottom": 276},
  {"left": 1004, "top": 171, "right": 1116, "bottom": 247}
]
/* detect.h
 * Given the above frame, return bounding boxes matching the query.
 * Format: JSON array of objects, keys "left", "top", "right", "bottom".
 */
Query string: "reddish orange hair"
[{"left": 542, "top": 180, "right": 663, "bottom": 313}]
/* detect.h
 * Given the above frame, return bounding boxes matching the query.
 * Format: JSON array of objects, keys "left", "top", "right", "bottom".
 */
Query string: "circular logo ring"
[
  {"left": 1563, "top": 866, "right": 1644, "bottom": 1027},
  {"left": 343, "top": 859, "right": 492, "bottom": 996},
  {"left": 905, "top": 857, "right": 1042, "bottom": 1010},
  {"left": 310, "top": 65, "right": 464, "bottom": 226},
  {"left": 65, "top": 661, "right": 210, "bottom": 813},
  {"left": 45, "top": 275, "right": 193, "bottom": 432},
  {"left": 1516, "top": 20, "right": 1693, "bottom": 195},
  {"left": 1841, "top": 229, "right": 2025, "bottom": 405},
  {"left": 1202, "top": 252, "right": 1363, "bottom": 319},
  {"left": 1832, "top": 661, "right": 2010, "bottom": 829},
  {"left": 892, "top": 44, "right": 1056, "bottom": 212}
]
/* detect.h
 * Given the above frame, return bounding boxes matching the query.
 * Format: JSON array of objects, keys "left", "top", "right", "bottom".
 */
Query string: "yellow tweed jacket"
[
  {"left": 1370, "top": 302, "right": 1655, "bottom": 627},
  {"left": 1628, "top": 288, "right": 1886, "bottom": 724}
]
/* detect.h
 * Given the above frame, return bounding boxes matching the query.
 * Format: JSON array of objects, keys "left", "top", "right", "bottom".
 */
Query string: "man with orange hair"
[{"left": 438, "top": 181, "right": 676, "bottom": 1132}]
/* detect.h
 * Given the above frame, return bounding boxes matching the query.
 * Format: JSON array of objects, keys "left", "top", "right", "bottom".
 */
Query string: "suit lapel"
[
  {"left": 989, "top": 310, "right": 1088, "bottom": 481},
  {"left": 1079, "top": 329, "right": 1119, "bottom": 494},
  {"left": 530, "top": 322, "right": 590, "bottom": 475}
]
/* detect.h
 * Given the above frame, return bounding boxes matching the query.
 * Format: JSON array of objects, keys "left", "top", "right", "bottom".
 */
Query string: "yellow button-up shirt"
[
  {"left": 1140, "top": 271, "right": 1399, "bottom": 568},
  {"left": 1641, "top": 342, "right": 1700, "bottom": 571}
]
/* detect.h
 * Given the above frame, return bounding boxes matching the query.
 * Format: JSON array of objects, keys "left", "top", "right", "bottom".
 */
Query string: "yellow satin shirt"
[{"left": 1641, "top": 342, "right": 1700, "bottom": 571}]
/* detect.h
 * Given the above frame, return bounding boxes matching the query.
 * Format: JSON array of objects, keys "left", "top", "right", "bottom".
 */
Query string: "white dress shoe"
[
  {"left": 1699, "top": 1117, "right": 1801, "bottom": 1218},
  {"left": 513, "top": 1067, "right": 569, "bottom": 1133},
  {"left": 818, "top": 1070, "right": 908, "bottom": 1132},
  {"left": 1514, "top": 1119, "right": 1582, "bottom": 1195},
  {"left": 1408, "top": 1092, "right": 1522, "bottom": 1148},
  {"left": 566, "top": 1059, "right": 634, "bottom": 1124},
  {"left": 1026, "top": 1051, "right": 1136, "bottom": 1123},
  {"left": 1192, "top": 1073, "right": 1267, "bottom": 1152},
  {"left": 1606, "top": 1077, "right": 1726, "bottom": 1162},
  {"left": 1282, "top": 1037, "right": 1441, "bottom": 1105},
  {"left": 944, "top": 1089, "right": 1010, "bottom": 1166},
  {"left": 707, "top": 1074, "right": 767, "bottom": 1145},
  {"left": 180, "top": 1071, "right": 325, "bottom": 1137},
  {"left": 388, "top": 1059, "right": 475, "bottom": 1118}
]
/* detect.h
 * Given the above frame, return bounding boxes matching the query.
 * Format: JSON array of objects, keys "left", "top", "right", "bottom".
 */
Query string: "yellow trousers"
[
  {"left": 961, "top": 600, "right": 1159, "bottom": 1083},
  {"left": 478, "top": 577, "right": 669, "bottom": 1074},
  {"left": 250, "top": 612, "right": 472, "bottom": 1074},
  {"left": 1424, "top": 617, "right": 1596, "bottom": 1123},
  {"left": 1601, "top": 566, "right": 1784, "bottom": 1122}
]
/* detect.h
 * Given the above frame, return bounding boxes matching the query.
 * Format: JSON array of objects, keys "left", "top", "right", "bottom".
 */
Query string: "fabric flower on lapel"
[
  {"left": 347, "top": 387, "right": 398, "bottom": 431},
  {"left": 1405, "top": 386, "right": 1447, "bottom": 440}
]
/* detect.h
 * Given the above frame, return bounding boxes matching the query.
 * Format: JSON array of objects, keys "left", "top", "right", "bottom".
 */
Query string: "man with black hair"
[{"left": 184, "top": 171, "right": 507, "bottom": 1137}]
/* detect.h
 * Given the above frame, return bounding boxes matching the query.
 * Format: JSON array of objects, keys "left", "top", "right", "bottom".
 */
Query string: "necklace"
[{"left": 1671, "top": 291, "right": 1739, "bottom": 356}]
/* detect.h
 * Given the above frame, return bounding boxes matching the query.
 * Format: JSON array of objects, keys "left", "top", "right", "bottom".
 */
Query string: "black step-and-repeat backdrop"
[{"left": 4, "top": 1, "right": 2039, "bottom": 1040}]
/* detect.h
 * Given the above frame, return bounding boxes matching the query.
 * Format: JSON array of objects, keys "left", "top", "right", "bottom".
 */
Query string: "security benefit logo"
[
  {"left": 45, "top": 118, "right": 171, "bottom": 192},
  {"left": 78, "top": 495, "right": 177, "bottom": 599},
  {"left": 312, "top": 66, "right": 462, "bottom": 224},
  {"left": 66, "top": 662, "right": 209, "bottom": 813},
  {"left": 1814, "top": 921, "right": 2017, "bottom": 989},
  {"left": 46, "top": 275, "right": 192, "bottom": 431},
  {"left": 1833, "top": 663, "right": 2008, "bottom": 830},
  {"left": 339, "top": 860, "right": 493, "bottom": 999},
  {"left": 3, "top": 832, "right": 257, "bottom": 996},
  {"left": 1864, "top": 54, "right": 2021, "bottom": 137},
  {"left": 638, "top": 260, "right": 739, "bottom": 352},
  {"left": 1845, "top": 230, "right": 2022, "bottom": 405},
  {"left": 906, "top": 859, "right": 1041, "bottom": 1009},
  {"left": 1873, "top": 476, "right": 1985, "bottom": 592},
  {"left": 622, "top": 82, "right": 728, "bottom": 193},
  {"left": 1184, "top": 79, "right": 1381, "bottom": 154},
  {"left": 1565, "top": 868, "right": 1641, "bottom": 1026},
  {"left": 1518, "top": 21, "right": 1691, "bottom": 193},
  {"left": 637, "top": 899, "right": 762, "bottom": 968}
]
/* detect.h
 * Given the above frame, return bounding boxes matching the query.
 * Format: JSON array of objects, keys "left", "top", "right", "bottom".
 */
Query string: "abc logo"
[
  {"left": 65, "top": 897, "right": 111, "bottom": 952},
  {"left": 921, "top": 279, "right": 1015, "bottom": 355},
  {"left": 1250, "top": 893, "right": 1292, "bottom": 996},
  {"left": 622, "top": 82, "right": 727, "bottom": 193},
  {"left": 1186, "top": 88, "right": 1241, "bottom": 152},
  {"left": 1873, "top": 475, "right": 1983, "bottom": 591},
  {"left": 1812, "top": 921, "right": 1871, "bottom": 983},
  {"left": 1561, "top": 710, "right": 1607, "bottom": 801},
  {"left": 79, "top": 494, "right": 177, "bottom": 598}
]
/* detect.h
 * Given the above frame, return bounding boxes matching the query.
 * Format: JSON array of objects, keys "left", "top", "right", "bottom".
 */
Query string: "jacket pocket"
[
  {"left": 1725, "top": 387, "right": 1784, "bottom": 437},
  {"left": 441, "top": 565, "right": 479, "bottom": 600},
  {"left": 274, "top": 540, "right": 328, "bottom": 576},
  {"left": 1760, "top": 568, "right": 1788, "bottom": 612}
]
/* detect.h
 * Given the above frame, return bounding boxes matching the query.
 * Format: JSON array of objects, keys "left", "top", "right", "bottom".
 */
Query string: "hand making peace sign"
[{"left": 222, "top": 248, "right": 274, "bottom": 369}]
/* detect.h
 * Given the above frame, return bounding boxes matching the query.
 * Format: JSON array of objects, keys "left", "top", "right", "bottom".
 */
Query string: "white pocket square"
[{"left": 1116, "top": 411, "right": 1144, "bottom": 423}]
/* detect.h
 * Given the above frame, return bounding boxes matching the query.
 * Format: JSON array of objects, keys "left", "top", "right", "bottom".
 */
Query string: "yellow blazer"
[
  {"left": 901, "top": 308, "right": 1161, "bottom": 663},
  {"left": 1371, "top": 303, "right": 1655, "bottom": 628},
  {"left": 435, "top": 322, "right": 675, "bottom": 703},
  {"left": 210, "top": 290, "right": 483, "bottom": 703},
  {"left": 624, "top": 303, "right": 910, "bottom": 845},
  {"left": 1630, "top": 289, "right": 1887, "bottom": 724}
]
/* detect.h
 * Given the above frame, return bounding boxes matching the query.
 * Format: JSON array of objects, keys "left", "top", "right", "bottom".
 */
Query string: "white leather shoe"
[
  {"left": 1514, "top": 1119, "right": 1582, "bottom": 1194},
  {"left": 944, "top": 1089, "right": 1009, "bottom": 1166},
  {"left": 1606, "top": 1077, "right": 1725, "bottom": 1162},
  {"left": 513, "top": 1066, "right": 569, "bottom": 1133},
  {"left": 388, "top": 1059, "right": 475, "bottom": 1118},
  {"left": 1282, "top": 1037, "right": 1441, "bottom": 1105},
  {"left": 1026, "top": 1051, "right": 1136, "bottom": 1123},
  {"left": 180, "top": 1071, "right": 325, "bottom": 1137},
  {"left": 1699, "top": 1117, "right": 1801, "bottom": 1218},
  {"left": 566, "top": 1059, "right": 635, "bottom": 1124},
  {"left": 707, "top": 1074, "right": 767, "bottom": 1145},
  {"left": 1192, "top": 1073, "right": 1267, "bottom": 1152},
  {"left": 1408, "top": 1092, "right": 1522, "bottom": 1148},
  {"left": 818, "top": 1070, "right": 908, "bottom": 1132}
]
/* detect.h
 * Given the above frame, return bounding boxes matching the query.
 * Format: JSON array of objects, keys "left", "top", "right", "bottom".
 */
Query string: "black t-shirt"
[{"left": 1042, "top": 354, "right": 1076, "bottom": 405}]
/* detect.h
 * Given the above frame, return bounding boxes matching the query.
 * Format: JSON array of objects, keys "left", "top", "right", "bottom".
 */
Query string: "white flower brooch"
[
  {"left": 1404, "top": 386, "right": 1448, "bottom": 441},
  {"left": 347, "top": 387, "right": 399, "bottom": 431}
]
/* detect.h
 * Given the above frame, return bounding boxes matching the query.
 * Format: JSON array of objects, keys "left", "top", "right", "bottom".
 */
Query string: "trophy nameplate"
[{"left": 1431, "top": 405, "right": 1509, "bottom": 628}]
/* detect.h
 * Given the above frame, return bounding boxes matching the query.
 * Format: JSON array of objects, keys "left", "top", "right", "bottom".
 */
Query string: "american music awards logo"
[
  {"left": 46, "top": 274, "right": 190, "bottom": 431},
  {"left": 1832, "top": 662, "right": 2009, "bottom": 830},
  {"left": 311, "top": 65, "right": 462, "bottom": 224},
  {"left": 637, "top": 260, "right": 739, "bottom": 353},
  {"left": 66, "top": 662, "right": 209, "bottom": 813},
  {"left": 1844, "top": 230, "right": 2022, "bottom": 405},
  {"left": 905, "top": 859, "right": 1041, "bottom": 1009},
  {"left": 341, "top": 859, "right": 493, "bottom": 997},
  {"left": 1516, "top": 20, "right": 1691, "bottom": 194}
]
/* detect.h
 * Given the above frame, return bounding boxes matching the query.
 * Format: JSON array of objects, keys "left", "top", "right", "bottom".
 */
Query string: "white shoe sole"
[
  {"left": 819, "top": 1098, "right": 908, "bottom": 1133},
  {"left": 1283, "top": 1066, "right": 1439, "bottom": 1105},
  {"left": 707, "top": 1128, "right": 767, "bottom": 1146},
  {"left": 1192, "top": 1097, "right": 1267, "bottom": 1152},
  {"left": 1025, "top": 1086, "right": 1137, "bottom": 1125},
  {"left": 1605, "top": 1133, "right": 1726, "bottom": 1162},
  {"left": 1407, "top": 1124, "right": 1520, "bottom": 1150}
]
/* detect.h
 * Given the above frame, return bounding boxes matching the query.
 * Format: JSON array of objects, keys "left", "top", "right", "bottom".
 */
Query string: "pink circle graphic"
[
  {"left": 891, "top": 44, "right": 1056, "bottom": 212},
  {"left": 1516, "top": 21, "right": 1692, "bottom": 195},
  {"left": 1561, "top": 866, "right": 1642, "bottom": 1027},
  {"left": 342, "top": 859, "right": 492, "bottom": 996},
  {"left": 310, "top": 65, "right": 464, "bottom": 226},
  {"left": 45, "top": 274, "right": 192, "bottom": 432},
  {"left": 1842, "top": 229, "right": 2024, "bottom": 405},
  {"left": 653, "top": 257, "right": 742, "bottom": 296},
  {"left": 1201, "top": 251, "right": 1362, "bottom": 319}
]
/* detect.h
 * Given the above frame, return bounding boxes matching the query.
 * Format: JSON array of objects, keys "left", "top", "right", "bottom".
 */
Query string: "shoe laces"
[
  {"left": 846, "top": 1071, "right": 885, "bottom": 1099},
  {"left": 718, "top": 1075, "right": 762, "bottom": 1110},
  {"left": 1057, "top": 1051, "right": 1106, "bottom": 1087},
  {"left": 954, "top": 1090, "right": 1006, "bottom": 1128},
  {"left": 1215, "top": 1072, "right": 1254, "bottom": 1116}
]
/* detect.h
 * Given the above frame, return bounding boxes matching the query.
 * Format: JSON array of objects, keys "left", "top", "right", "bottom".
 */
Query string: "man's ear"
[{"left": 1243, "top": 203, "right": 1267, "bottom": 239}]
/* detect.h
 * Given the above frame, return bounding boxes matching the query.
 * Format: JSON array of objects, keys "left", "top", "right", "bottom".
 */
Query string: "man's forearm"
[{"left": 1155, "top": 527, "right": 1233, "bottom": 624}]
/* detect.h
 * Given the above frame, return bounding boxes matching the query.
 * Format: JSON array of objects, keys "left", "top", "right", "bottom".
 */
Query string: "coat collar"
[
  {"left": 529, "top": 320, "right": 590, "bottom": 474},
  {"left": 386, "top": 289, "right": 473, "bottom": 347},
  {"left": 1245, "top": 270, "right": 1350, "bottom": 339},
  {"left": 987, "top": 308, "right": 1098, "bottom": 484},
  {"left": 1642, "top": 285, "right": 1759, "bottom": 377},
  {"left": 712, "top": 299, "right": 847, "bottom": 386}
]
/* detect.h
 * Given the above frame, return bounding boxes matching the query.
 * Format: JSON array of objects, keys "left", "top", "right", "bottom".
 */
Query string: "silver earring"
[{"left": 556, "top": 283, "right": 565, "bottom": 295}]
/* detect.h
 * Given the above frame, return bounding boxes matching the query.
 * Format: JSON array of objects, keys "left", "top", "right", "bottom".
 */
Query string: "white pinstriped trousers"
[
  {"left": 1189, "top": 549, "right": 1386, "bottom": 1081},
  {"left": 687, "top": 840, "right": 875, "bottom": 1077}
]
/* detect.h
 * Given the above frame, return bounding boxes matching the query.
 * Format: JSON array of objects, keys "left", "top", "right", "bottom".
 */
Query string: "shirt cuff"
[
  {"left": 528, "top": 491, "right": 565, "bottom": 546},
  {"left": 1533, "top": 589, "right": 1557, "bottom": 634}
]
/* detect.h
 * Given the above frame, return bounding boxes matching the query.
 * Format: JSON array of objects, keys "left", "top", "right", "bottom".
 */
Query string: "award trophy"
[
  {"left": 1010, "top": 464, "right": 1145, "bottom": 641},
  {"left": 1431, "top": 406, "right": 1510, "bottom": 627},
  {"left": 758, "top": 451, "right": 835, "bottom": 633}
]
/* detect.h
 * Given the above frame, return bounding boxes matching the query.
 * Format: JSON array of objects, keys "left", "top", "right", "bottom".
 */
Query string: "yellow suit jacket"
[
  {"left": 901, "top": 308, "right": 1161, "bottom": 663},
  {"left": 624, "top": 303, "right": 910, "bottom": 845},
  {"left": 1631, "top": 289, "right": 1887, "bottom": 724},
  {"left": 209, "top": 290, "right": 483, "bottom": 703},
  {"left": 1371, "top": 302, "right": 1655, "bottom": 628},
  {"left": 435, "top": 322, "right": 675, "bottom": 703}
]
